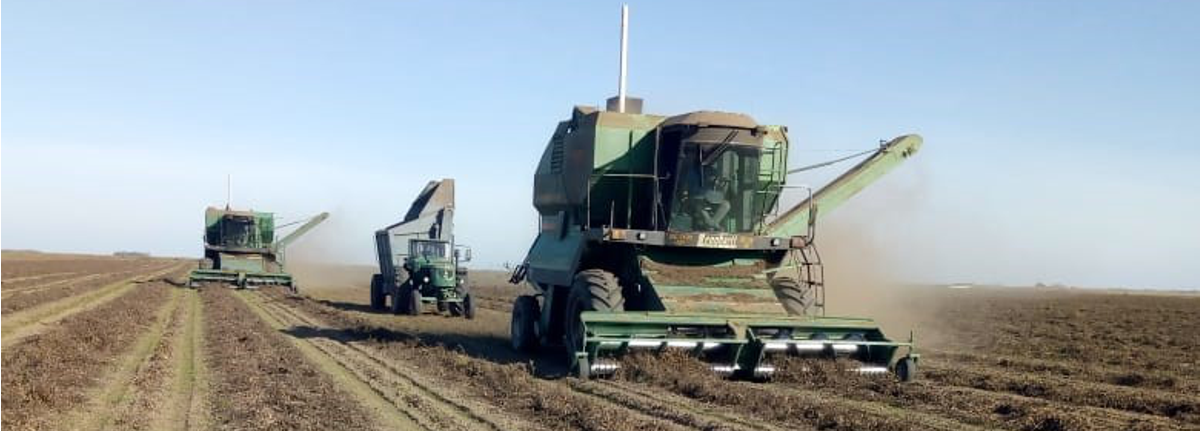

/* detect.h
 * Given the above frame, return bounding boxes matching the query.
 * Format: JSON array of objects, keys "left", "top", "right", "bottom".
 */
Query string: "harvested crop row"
[
  {"left": 927, "top": 349, "right": 1199, "bottom": 394},
  {"left": 244, "top": 290, "right": 534, "bottom": 431},
  {"left": 767, "top": 358, "right": 1185, "bottom": 431},
  {"left": 1, "top": 263, "right": 179, "bottom": 313},
  {"left": 201, "top": 287, "right": 380, "bottom": 431},
  {"left": 921, "top": 360, "right": 1200, "bottom": 424},
  {"left": 616, "top": 353, "right": 983, "bottom": 431},
  {"left": 271, "top": 290, "right": 723, "bottom": 431},
  {"left": 0, "top": 283, "right": 172, "bottom": 430}
]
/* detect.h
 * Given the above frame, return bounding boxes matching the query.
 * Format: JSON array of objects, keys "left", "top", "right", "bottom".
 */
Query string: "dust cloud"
[
  {"left": 283, "top": 211, "right": 376, "bottom": 291},
  {"left": 801, "top": 162, "right": 948, "bottom": 344}
]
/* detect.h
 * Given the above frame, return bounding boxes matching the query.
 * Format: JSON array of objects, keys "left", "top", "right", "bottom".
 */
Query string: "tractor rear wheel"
[
  {"left": 369, "top": 274, "right": 385, "bottom": 310},
  {"left": 511, "top": 295, "right": 540, "bottom": 352},
  {"left": 564, "top": 269, "right": 623, "bottom": 378},
  {"left": 771, "top": 276, "right": 815, "bottom": 316}
]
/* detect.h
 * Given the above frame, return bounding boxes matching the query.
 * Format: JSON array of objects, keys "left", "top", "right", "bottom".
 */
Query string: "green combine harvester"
[
  {"left": 188, "top": 206, "right": 329, "bottom": 292},
  {"left": 370, "top": 179, "right": 475, "bottom": 318},
  {"left": 508, "top": 5, "right": 922, "bottom": 381}
]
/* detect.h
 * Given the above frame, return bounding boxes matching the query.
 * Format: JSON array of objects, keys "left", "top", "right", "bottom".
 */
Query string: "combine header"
[
  {"left": 188, "top": 206, "right": 328, "bottom": 292},
  {"left": 508, "top": 5, "right": 922, "bottom": 381},
  {"left": 370, "top": 179, "right": 475, "bottom": 318}
]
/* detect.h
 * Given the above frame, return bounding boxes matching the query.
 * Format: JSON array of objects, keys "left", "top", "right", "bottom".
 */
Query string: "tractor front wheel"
[
  {"left": 389, "top": 282, "right": 409, "bottom": 315},
  {"left": 896, "top": 357, "right": 918, "bottom": 383},
  {"left": 564, "top": 269, "right": 623, "bottom": 378},
  {"left": 405, "top": 285, "right": 423, "bottom": 316}
]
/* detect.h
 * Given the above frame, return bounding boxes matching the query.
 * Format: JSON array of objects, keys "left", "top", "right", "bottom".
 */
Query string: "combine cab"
[
  {"left": 188, "top": 206, "right": 328, "bottom": 292},
  {"left": 370, "top": 179, "right": 475, "bottom": 318},
  {"left": 508, "top": 6, "right": 922, "bottom": 381}
]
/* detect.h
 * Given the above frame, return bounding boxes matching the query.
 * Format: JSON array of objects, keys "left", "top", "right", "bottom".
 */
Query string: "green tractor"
[
  {"left": 188, "top": 206, "right": 329, "bottom": 292},
  {"left": 509, "top": 104, "right": 922, "bottom": 380},
  {"left": 370, "top": 179, "right": 475, "bottom": 318}
]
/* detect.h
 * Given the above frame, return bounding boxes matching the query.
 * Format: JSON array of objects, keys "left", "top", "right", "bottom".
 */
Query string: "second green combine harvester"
[{"left": 188, "top": 206, "right": 329, "bottom": 292}]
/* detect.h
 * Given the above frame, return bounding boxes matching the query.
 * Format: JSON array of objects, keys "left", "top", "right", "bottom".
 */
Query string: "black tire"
[
  {"left": 406, "top": 285, "right": 423, "bottom": 316},
  {"left": 390, "top": 282, "right": 408, "bottom": 315},
  {"left": 564, "top": 269, "right": 623, "bottom": 376},
  {"left": 463, "top": 294, "right": 475, "bottom": 319},
  {"left": 896, "top": 357, "right": 918, "bottom": 383},
  {"left": 511, "top": 295, "right": 540, "bottom": 352},
  {"left": 448, "top": 301, "right": 462, "bottom": 317},
  {"left": 369, "top": 274, "right": 385, "bottom": 310},
  {"left": 771, "top": 276, "right": 815, "bottom": 316}
]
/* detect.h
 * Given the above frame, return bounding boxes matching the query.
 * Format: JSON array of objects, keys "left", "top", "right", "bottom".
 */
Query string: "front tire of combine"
[
  {"left": 564, "top": 270, "right": 623, "bottom": 378},
  {"left": 511, "top": 295, "right": 540, "bottom": 352},
  {"left": 771, "top": 276, "right": 815, "bottom": 316},
  {"left": 370, "top": 274, "right": 385, "bottom": 310},
  {"left": 896, "top": 357, "right": 918, "bottom": 383}
]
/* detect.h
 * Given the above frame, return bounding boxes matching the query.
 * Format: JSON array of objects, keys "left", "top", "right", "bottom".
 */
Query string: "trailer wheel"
[
  {"left": 896, "top": 357, "right": 918, "bottom": 383},
  {"left": 771, "top": 276, "right": 815, "bottom": 316},
  {"left": 370, "top": 274, "right": 385, "bottom": 310},
  {"left": 564, "top": 270, "right": 623, "bottom": 375},
  {"left": 511, "top": 295, "right": 540, "bottom": 352}
]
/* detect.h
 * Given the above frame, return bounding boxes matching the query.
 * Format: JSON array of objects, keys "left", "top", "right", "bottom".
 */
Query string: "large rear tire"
[
  {"left": 369, "top": 274, "right": 385, "bottom": 310},
  {"left": 564, "top": 269, "right": 623, "bottom": 378},
  {"left": 771, "top": 276, "right": 815, "bottom": 316},
  {"left": 511, "top": 295, "right": 540, "bottom": 352}
]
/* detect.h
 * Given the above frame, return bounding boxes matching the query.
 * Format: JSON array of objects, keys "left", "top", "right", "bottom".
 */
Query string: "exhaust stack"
[{"left": 606, "top": 4, "right": 643, "bottom": 114}]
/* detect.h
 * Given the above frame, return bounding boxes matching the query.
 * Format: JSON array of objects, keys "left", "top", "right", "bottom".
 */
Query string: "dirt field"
[{"left": 4, "top": 252, "right": 1198, "bottom": 431}]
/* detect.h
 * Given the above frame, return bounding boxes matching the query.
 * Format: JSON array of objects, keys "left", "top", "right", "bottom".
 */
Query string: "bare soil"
[{"left": 5, "top": 253, "right": 1198, "bottom": 431}]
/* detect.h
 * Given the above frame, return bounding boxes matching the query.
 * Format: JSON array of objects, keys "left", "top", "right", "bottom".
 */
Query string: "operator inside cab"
[{"left": 686, "top": 164, "right": 731, "bottom": 231}]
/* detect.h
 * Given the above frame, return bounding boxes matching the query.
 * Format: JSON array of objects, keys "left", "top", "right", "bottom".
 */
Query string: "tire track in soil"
[
  {"left": 63, "top": 285, "right": 185, "bottom": 430},
  {"left": 202, "top": 287, "right": 381, "bottom": 431},
  {"left": 1, "top": 263, "right": 188, "bottom": 349},
  {"left": 0, "top": 283, "right": 173, "bottom": 430},
  {"left": 174, "top": 287, "right": 212, "bottom": 431},
  {"left": 275, "top": 290, "right": 806, "bottom": 431},
  {"left": 244, "top": 290, "right": 540, "bottom": 431}
]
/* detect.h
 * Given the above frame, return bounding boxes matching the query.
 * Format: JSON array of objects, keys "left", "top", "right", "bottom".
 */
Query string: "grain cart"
[
  {"left": 507, "top": 6, "right": 922, "bottom": 381},
  {"left": 188, "top": 207, "right": 329, "bottom": 292},
  {"left": 370, "top": 179, "right": 475, "bottom": 318}
]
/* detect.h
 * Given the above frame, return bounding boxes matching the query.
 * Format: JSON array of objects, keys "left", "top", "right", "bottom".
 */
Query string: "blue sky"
[{"left": 3, "top": 1, "right": 1197, "bottom": 289}]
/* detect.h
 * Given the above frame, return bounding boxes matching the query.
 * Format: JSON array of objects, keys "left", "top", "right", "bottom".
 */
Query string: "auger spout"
[{"left": 766, "top": 134, "right": 922, "bottom": 238}]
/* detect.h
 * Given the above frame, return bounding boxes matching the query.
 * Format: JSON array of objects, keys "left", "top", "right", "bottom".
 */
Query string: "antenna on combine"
[{"left": 617, "top": 4, "right": 629, "bottom": 113}]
